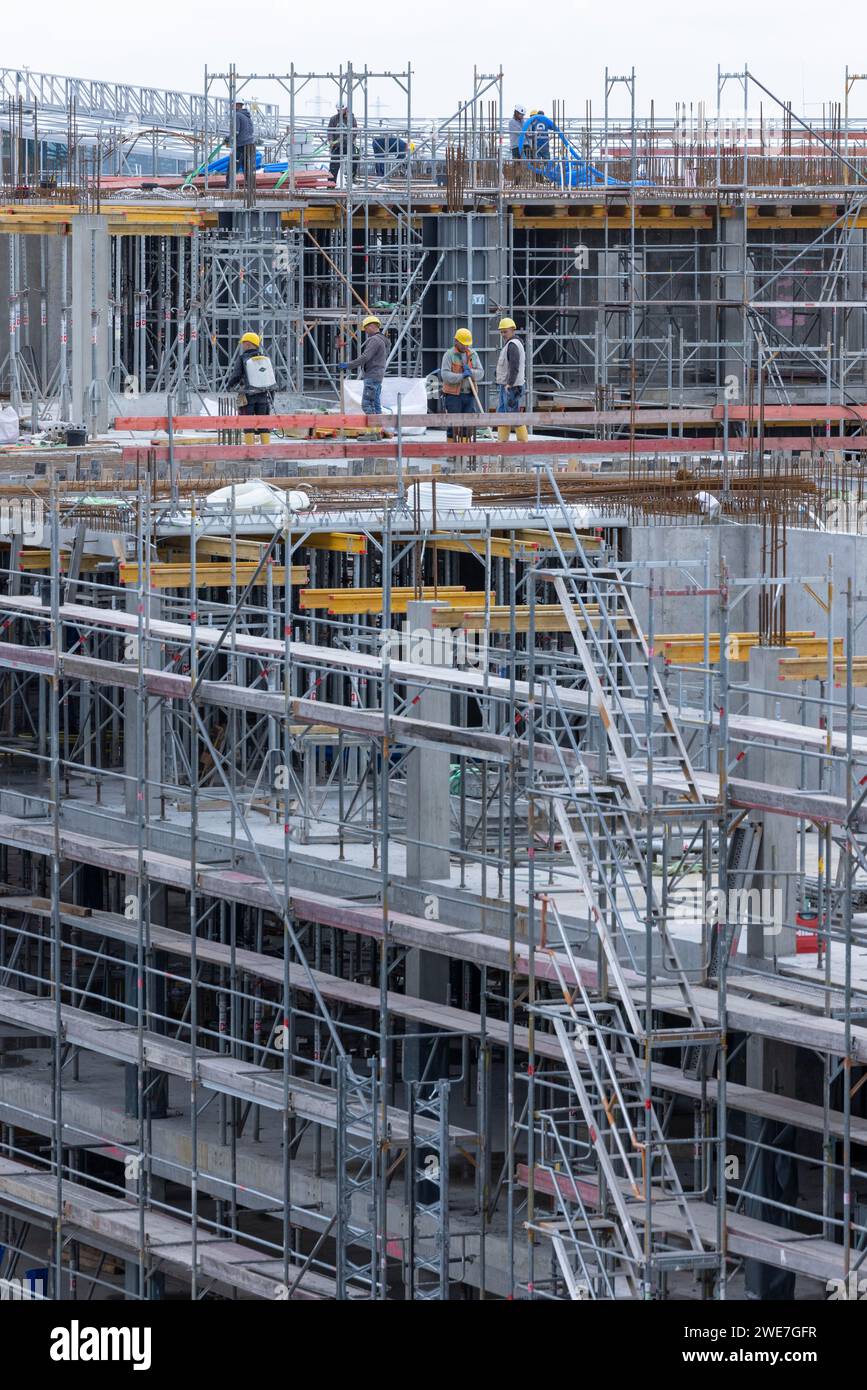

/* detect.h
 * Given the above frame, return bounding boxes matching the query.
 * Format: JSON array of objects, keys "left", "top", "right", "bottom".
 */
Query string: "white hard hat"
[{"left": 514, "top": 104, "right": 526, "bottom": 116}]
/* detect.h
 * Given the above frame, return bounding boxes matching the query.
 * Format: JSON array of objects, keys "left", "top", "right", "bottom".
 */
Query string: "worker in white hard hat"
[
  {"left": 508, "top": 105, "right": 527, "bottom": 159},
  {"left": 328, "top": 104, "right": 359, "bottom": 186},
  {"left": 338, "top": 314, "right": 387, "bottom": 415},
  {"left": 495, "top": 317, "right": 528, "bottom": 444}
]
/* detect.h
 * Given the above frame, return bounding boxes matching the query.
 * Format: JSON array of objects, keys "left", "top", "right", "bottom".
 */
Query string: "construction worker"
[
  {"left": 338, "top": 315, "right": 387, "bottom": 415},
  {"left": 328, "top": 105, "right": 359, "bottom": 186},
  {"left": 226, "top": 101, "right": 257, "bottom": 183},
  {"left": 227, "top": 332, "right": 276, "bottom": 444},
  {"left": 495, "top": 318, "right": 528, "bottom": 444},
  {"left": 527, "top": 111, "right": 551, "bottom": 162},
  {"left": 440, "top": 328, "right": 483, "bottom": 439},
  {"left": 508, "top": 105, "right": 526, "bottom": 159}
]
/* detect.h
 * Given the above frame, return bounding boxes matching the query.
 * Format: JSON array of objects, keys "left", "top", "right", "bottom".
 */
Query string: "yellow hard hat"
[
  {"left": 454, "top": 328, "right": 473, "bottom": 347},
  {"left": 240, "top": 332, "right": 261, "bottom": 348},
  {"left": 498, "top": 317, "right": 517, "bottom": 331},
  {"left": 361, "top": 314, "right": 382, "bottom": 329}
]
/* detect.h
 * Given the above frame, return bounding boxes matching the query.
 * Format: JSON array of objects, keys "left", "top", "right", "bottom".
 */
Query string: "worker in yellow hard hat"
[
  {"left": 228, "top": 332, "right": 276, "bottom": 445},
  {"left": 337, "top": 313, "right": 387, "bottom": 415},
  {"left": 440, "top": 328, "right": 483, "bottom": 439},
  {"left": 495, "top": 317, "right": 528, "bottom": 445}
]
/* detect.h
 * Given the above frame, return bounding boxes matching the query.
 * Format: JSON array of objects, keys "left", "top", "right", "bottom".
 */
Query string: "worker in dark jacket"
[
  {"left": 328, "top": 105, "right": 358, "bottom": 185},
  {"left": 338, "top": 315, "right": 387, "bottom": 415},
  {"left": 225, "top": 102, "right": 257, "bottom": 182},
  {"left": 227, "top": 331, "right": 275, "bottom": 443}
]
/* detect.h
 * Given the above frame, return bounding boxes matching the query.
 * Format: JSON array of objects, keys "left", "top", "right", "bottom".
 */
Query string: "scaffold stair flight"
[{"left": 535, "top": 899, "right": 717, "bottom": 1294}]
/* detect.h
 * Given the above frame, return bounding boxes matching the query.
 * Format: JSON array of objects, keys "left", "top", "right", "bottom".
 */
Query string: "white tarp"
[
  {"left": 341, "top": 376, "right": 428, "bottom": 432},
  {"left": 0, "top": 406, "right": 20, "bottom": 444}
]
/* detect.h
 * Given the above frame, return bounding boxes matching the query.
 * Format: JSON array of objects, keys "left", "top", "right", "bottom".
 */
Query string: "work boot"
[
  {"left": 260, "top": 432, "right": 271, "bottom": 445},
  {"left": 243, "top": 431, "right": 256, "bottom": 445},
  {"left": 497, "top": 425, "right": 510, "bottom": 443},
  {"left": 516, "top": 425, "right": 529, "bottom": 443}
]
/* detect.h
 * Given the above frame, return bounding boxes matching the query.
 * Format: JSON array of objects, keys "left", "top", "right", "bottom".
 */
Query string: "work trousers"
[
  {"left": 443, "top": 390, "right": 479, "bottom": 440},
  {"left": 361, "top": 381, "right": 382, "bottom": 415},
  {"left": 240, "top": 393, "right": 272, "bottom": 442},
  {"left": 237, "top": 143, "right": 256, "bottom": 176},
  {"left": 497, "top": 383, "right": 529, "bottom": 442},
  {"left": 329, "top": 149, "right": 359, "bottom": 184}
]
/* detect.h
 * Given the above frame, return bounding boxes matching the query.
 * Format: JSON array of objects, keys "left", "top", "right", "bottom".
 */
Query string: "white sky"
[{"left": 6, "top": 0, "right": 867, "bottom": 121}]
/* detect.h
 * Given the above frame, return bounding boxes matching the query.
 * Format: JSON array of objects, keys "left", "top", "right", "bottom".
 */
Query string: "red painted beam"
[
  {"left": 113, "top": 403, "right": 867, "bottom": 431},
  {"left": 114, "top": 413, "right": 372, "bottom": 432},
  {"left": 121, "top": 435, "right": 849, "bottom": 464},
  {"left": 713, "top": 403, "right": 867, "bottom": 424},
  {"left": 516, "top": 1163, "right": 600, "bottom": 1207}
]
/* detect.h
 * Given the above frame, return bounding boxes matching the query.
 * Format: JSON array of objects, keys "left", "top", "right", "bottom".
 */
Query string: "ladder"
[
  {"left": 537, "top": 465, "right": 706, "bottom": 809},
  {"left": 536, "top": 899, "right": 715, "bottom": 1288}
]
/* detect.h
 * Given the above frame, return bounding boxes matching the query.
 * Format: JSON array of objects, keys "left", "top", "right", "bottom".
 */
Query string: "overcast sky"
[{"left": 6, "top": 1, "right": 867, "bottom": 121}]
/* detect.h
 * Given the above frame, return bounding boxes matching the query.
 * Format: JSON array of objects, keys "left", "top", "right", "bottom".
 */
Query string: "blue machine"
[{"left": 517, "top": 113, "right": 652, "bottom": 188}]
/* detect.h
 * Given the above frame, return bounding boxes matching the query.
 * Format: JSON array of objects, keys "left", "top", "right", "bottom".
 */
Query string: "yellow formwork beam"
[
  {"left": 516, "top": 529, "right": 603, "bottom": 552},
  {"left": 120, "top": 562, "right": 308, "bottom": 589},
  {"left": 301, "top": 532, "right": 367, "bottom": 555},
  {"left": 659, "top": 629, "right": 819, "bottom": 644},
  {"left": 661, "top": 632, "right": 842, "bottom": 665},
  {"left": 300, "top": 586, "right": 492, "bottom": 615},
  {"left": 779, "top": 654, "right": 863, "bottom": 683},
  {"left": 1, "top": 548, "right": 102, "bottom": 573},
  {"left": 158, "top": 537, "right": 269, "bottom": 563},
  {"left": 0, "top": 206, "right": 206, "bottom": 237},
  {"left": 426, "top": 535, "right": 535, "bottom": 562},
  {"left": 431, "top": 605, "right": 630, "bottom": 633}
]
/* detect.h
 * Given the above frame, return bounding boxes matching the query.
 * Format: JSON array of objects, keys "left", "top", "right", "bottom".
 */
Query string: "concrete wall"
[{"left": 626, "top": 520, "right": 862, "bottom": 646}]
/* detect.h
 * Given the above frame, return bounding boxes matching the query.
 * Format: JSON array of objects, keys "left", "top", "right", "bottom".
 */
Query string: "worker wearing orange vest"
[{"left": 440, "top": 328, "right": 483, "bottom": 437}]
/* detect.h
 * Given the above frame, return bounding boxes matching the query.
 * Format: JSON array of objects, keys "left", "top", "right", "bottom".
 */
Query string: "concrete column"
[
  {"left": 845, "top": 230, "right": 866, "bottom": 386},
  {"left": 124, "top": 882, "right": 168, "bottom": 1122},
  {"left": 718, "top": 206, "right": 747, "bottom": 391},
  {"left": 124, "top": 589, "right": 162, "bottom": 821},
  {"left": 404, "top": 601, "right": 451, "bottom": 882},
  {"left": 401, "top": 602, "right": 452, "bottom": 1081},
  {"left": 746, "top": 647, "right": 799, "bottom": 958},
  {"left": 122, "top": 587, "right": 167, "bottom": 1120},
  {"left": 124, "top": 1171, "right": 167, "bottom": 1298},
  {"left": 70, "top": 215, "right": 110, "bottom": 434},
  {"left": 744, "top": 1033, "right": 798, "bottom": 1298}
]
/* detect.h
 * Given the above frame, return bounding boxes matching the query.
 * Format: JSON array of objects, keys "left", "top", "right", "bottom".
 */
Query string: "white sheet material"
[
  {"left": 204, "top": 479, "right": 311, "bottom": 514},
  {"left": 0, "top": 406, "right": 20, "bottom": 444},
  {"left": 406, "top": 482, "right": 473, "bottom": 514},
  {"left": 165, "top": 479, "right": 315, "bottom": 538},
  {"left": 340, "top": 376, "right": 428, "bottom": 432}
]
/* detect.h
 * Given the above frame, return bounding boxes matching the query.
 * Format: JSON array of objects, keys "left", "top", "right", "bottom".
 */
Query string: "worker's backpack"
[{"left": 244, "top": 354, "right": 276, "bottom": 391}]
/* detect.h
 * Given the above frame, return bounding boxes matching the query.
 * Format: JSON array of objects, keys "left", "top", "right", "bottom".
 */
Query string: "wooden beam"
[
  {"left": 300, "top": 586, "right": 492, "bottom": 615},
  {"left": 120, "top": 562, "right": 308, "bottom": 589}
]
